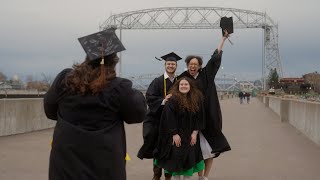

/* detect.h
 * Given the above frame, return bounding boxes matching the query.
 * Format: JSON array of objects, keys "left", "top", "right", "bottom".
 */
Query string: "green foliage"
[{"left": 267, "top": 68, "right": 279, "bottom": 88}]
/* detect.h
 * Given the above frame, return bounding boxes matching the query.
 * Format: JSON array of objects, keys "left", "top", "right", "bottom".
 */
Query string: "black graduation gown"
[
  {"left": 44, "top": 69, "right": 147, "bottom": 180},
  {"left": 178, "top": 49, "right": 231, "bottom": 156},
  {"left": 137, "top": 75, "right": 175, "bottom": 159},
  {"left": 154, "top": 98, "right": 205, "bottom": 172}
]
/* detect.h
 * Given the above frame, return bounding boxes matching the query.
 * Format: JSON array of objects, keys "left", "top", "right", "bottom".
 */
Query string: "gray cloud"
[{"left": 1, "top": 0, "right": 319, "bottom": 81}]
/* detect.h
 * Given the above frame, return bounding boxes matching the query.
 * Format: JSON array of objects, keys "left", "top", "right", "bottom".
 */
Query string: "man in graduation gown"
[
  {"left": 137, "top": 52, "right": 182, "bottom": 180},
  {"left": 178, "top": 30, "right": 231, "bottom": 179}
]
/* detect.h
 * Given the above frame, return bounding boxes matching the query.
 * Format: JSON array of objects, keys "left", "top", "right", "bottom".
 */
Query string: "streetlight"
[
  {"left": 234, "top": 77, "right": 237, "bottom": 95},
  {"left": 221, "top": 67, "right": 226, "bottom": 91}
]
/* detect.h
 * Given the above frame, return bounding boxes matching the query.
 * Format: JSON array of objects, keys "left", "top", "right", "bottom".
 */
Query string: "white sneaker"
[{"left": 199, "top": 177, "right": 208, "bottom": 180}]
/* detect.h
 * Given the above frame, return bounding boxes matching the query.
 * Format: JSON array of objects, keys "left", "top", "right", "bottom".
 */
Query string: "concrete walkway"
[{"left": 1, "top": 98, "right": 320, "bottom": 180}]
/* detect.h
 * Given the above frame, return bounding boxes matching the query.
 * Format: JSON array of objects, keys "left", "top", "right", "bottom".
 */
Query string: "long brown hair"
[
  {"left": 65, "top": 53, "right": 119, "bottom": 95},
  {"left": 168, "top": 77, "right": 203, "bottom": 113}
]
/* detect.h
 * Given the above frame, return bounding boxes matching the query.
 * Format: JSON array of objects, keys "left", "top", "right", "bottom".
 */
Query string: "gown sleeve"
[
  {"left": 145, "top": 78, "right": 164, "bottom": 115},
  {"left": 202, "top": 49, "right": 223, "bottom": 83},
  {"left": 118, "top": 79, "right": 147, "bottom": 124},
  {"left": 160, "top": 99, "right": 178, "bottom": 135},
  {"left": 193, "top": 101, "right": 206, "bottom": 131},
  {"left": 43, "top": 69, "right": 71, "bottom": 120}
]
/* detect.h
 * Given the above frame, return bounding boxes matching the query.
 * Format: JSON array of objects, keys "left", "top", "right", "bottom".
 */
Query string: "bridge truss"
[{"left": 100, "top": 7, "right": 283, "bottom": 90}]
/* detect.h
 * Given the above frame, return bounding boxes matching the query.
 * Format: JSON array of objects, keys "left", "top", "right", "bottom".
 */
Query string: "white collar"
[
  {"left": 164, "top": 71, "right": 175, "bottom": 82},
  {"left": 192, "top": 72, "right": 199, "bottom": 79}
]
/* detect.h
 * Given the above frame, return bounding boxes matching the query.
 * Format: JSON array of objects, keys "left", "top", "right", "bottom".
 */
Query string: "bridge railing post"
[
  {"left": 265, "top": 96, "right": 269, "bottom": 107},
  {"left": 280, "top": 99, "right": 289, "bottom": 122}
]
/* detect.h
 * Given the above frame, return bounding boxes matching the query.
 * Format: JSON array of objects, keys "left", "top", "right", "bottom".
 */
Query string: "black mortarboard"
[
  {"left": 78, "top": 28, "right": 125, "bottom": 61},
  {"left": 220, "top": 17, "right": 234, "bottom": 36},
  {"left": 160, "top": 52, "right": 182, "bottom": 62}
]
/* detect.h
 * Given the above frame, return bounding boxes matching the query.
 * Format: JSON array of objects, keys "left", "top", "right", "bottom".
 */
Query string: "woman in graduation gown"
[
  {"left": 178, "top": 31, "right": 231, "bottom": 179},
  {"left": 44, "top": 29, "right": 147, "bottom": 180},
  {"left": 154, "top": 77, "right": 205, "bottom": 179}
]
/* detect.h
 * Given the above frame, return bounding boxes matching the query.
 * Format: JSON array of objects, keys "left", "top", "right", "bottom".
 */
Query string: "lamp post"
[
  {"left": 221, "top": 67, "right": 226, "bottom": 91},
  {"left": 234, "top": 77, "right": 237, "bottom": 94}
]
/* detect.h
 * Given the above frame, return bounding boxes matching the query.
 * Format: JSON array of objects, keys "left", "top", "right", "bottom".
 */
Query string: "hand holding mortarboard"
[
  {"left": 223, "top": 29, "right": 230, "bottom": 38},
  {"left": 220, "top": 16, "right": 234, "bottom": 45}
]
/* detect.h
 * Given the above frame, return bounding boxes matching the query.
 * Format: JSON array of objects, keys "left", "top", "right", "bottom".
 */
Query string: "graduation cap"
[
  {"left": 220, "top": 16, "right": 234, "bottom": 36},
  {"left": 155, "top": 52, "right": 182, "bottom": 62},
  {"left": 78, "top": 28, "right": 125, "bottom": 62}
]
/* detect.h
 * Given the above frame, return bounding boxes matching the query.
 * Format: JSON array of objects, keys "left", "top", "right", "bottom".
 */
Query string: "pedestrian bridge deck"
[{"left": 1, "top": 98, "right": 320, "bottom": 180}]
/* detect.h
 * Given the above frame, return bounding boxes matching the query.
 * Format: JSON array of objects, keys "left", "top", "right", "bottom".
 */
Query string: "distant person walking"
[
  {"left": 245, "top": 92, "right": 251, "bottom": 104},
  {"left": 238, "top": 91, "right": 244, "bottom": 104}
]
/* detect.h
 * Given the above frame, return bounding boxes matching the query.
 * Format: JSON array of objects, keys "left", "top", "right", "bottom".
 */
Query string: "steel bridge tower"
[{"left": 100, "top": 7, "right": 283, "bottom": 90}]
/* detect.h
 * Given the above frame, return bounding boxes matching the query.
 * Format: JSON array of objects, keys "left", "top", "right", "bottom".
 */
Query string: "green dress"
[{"left": 154, "top": 159, "right": 204, "bottom": 176}]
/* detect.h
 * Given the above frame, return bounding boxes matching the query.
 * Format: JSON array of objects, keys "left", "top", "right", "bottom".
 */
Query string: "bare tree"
[
  {"left": 41, "top": 73, "right": 53, "bottom": 86},
  {"left": 26, "top": 74, "right": 50, "bottom": 91}
]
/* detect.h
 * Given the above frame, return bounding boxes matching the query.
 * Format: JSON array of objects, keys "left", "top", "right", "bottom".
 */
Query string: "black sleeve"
[
  {"left": 118, "top": 79, "right": 147, "bottom": 124},
  {"left": 160, "top": 99, "right": 178, "bottom": 135},
  {"left": 43, "top": 69, "right": 71, "bottom": 120},
  {"left": 203, "top": 49, "right": 223, "bottom": 83},
  {"left": 145, "top": 78, "right": 164, "bottom": 114},
  {"left": 193, "top": 100, "right": 206, "bottom": 131}
]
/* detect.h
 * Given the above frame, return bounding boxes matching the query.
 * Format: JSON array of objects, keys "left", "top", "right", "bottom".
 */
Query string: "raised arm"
[
  {"left": 217, "top": 30, "right": 229, "bottom": 53},
  {"left": 44, "top": 69, "right": 71, "bottom": 120},
  {"left": 203, "top": 31, "right": 230, "bottom": 82},
  {"left": 119, "top": 79, "right": 147, "bottom": 124}
]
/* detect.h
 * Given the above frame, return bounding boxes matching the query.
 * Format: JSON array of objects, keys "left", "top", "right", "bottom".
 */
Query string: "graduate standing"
[
  {"left": 44, "top": 29, "right": 147, "bottom": 180},
  {"left": 137, "top": 52, "right": 182, "bottom": 180},
  {"left": 178, "top": 18, "right": 233, "bottom": 179},
  {"left": 154, "top": 77, "right": 205, "bottom": 180}
]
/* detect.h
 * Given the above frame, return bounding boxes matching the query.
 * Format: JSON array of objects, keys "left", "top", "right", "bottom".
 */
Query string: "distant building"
[
  {"left": 279, "top": 77, "right": 311, "bottom": 94},
  {"left": 303, "top": 72, "right": 320, "bottom": 93},
  {"left": 238, "top": 81, "right": 258, "bottom": 92},
  {"left": 280, "top": 78, "right": 304, "bottom": 84},
  {"left": 0, "top": 82, "right": 12, "bottom": 90},
  {"left": 0, "top": 81, "right": 24, "bottom": 90}
]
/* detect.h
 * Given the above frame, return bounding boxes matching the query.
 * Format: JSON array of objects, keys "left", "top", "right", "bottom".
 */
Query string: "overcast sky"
[{"left": 0, "top": 0, "right": 319, "bottom": 81}]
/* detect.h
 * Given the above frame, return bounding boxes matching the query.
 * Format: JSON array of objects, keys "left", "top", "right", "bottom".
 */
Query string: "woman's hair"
[
  {"left": 65, "top": 53, "right": 119, "bottom": 95},
  {"left": 168, "top": 77, "right": 203, "bottom": 113},
  {"left": 184, "top": 55, "right": 203, "bottom": 67}
]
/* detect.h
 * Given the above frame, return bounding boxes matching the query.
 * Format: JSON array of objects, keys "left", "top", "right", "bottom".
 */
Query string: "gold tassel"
[
  {"left": 125, "top": 153, "right": 131, "bottom": 161},
  {"left": 101, "top": 45, "right": 105, "bottom": 65}
]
